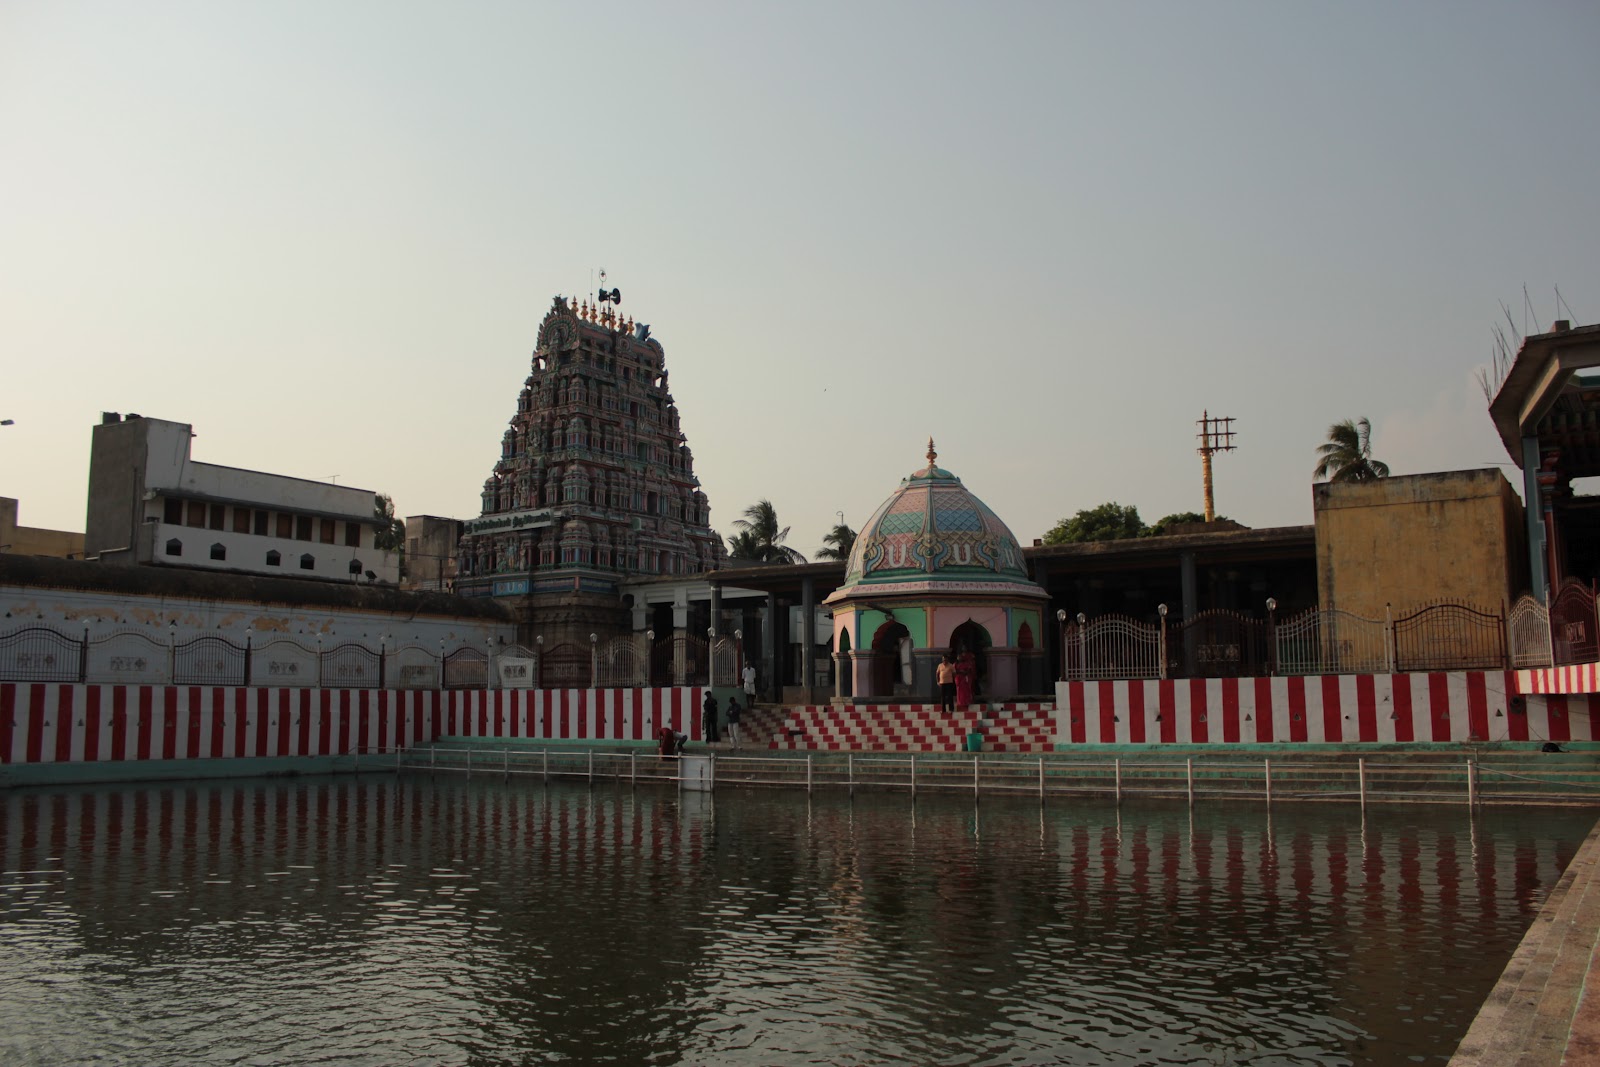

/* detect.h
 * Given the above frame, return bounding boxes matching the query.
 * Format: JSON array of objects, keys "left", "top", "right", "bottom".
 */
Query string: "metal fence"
[
  {"left": 0, "top": 622, "right": 754, "bottom": 689},
  {"left": 1062, "top": 597, "right": 1546, "bottom": 681},
  {"left": 0, "top": 625, "right": 491, "bottom": 689},
  {"left": 1508, "top": 595, "right": 1553, "bottom": 669},
  {"left": 1062, "top": 614, "right": 1162, "bottom": 680},
  {"left": 1548, "top": 580, "right": 1599, "bottom": 666},
  {"left": 1392, "top": 601, "right": 1507, "bottom": 672},
  {"left": 1274, "top": 608, "right": 1391, "bottom": 675},
  {"left": 397, "top": 745, "right": 1600, "bottom": 808}
]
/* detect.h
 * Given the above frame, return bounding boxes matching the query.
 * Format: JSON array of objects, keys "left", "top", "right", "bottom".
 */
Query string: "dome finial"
[{"left": 926, "top": 437, "right": 937, "bottom": 468}]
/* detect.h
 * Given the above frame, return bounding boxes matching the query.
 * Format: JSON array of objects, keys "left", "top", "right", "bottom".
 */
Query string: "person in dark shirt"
[
  {"left": 701, "top": 691, "right": 720, "bottom": 743},
  {"left": 726, "top": 697, "right": 743, "bottom": 750}
]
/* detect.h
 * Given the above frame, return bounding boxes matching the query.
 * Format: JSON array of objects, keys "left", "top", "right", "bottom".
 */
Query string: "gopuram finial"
[{"left": 926, "top": 437, "right": 937, "bottom": 467}]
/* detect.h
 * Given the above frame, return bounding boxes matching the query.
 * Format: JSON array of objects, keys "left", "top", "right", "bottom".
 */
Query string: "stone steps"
[
  {"left": 759, "top": 703, "right": 1059, "bottom": 753},
  {"left": 1449, "top": 819, "right": 1600, "bottom": 1065}
]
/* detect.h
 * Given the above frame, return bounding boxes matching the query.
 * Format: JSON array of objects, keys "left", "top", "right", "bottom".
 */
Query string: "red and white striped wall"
[
  {"left": 1056, "top": 672, "right": 1600, "bottom": 745},
  {"left": 0, "top": 684, "right": 705, "bottom": 766},
  {"left": 1515, "top": 664, "right": 1600, "bottom": 696},
  {"left": 434, "top": 688, "right": 704, "bottom": 744}
]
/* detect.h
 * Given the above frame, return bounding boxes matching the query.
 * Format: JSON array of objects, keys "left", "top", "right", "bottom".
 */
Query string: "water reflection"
[{"left": 0, "top": 777, "right": 1589, "bottom": 1066}]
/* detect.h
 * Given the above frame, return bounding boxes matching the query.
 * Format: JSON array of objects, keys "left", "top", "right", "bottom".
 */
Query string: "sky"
[{"left": 4, "top": 1, "right": 1598, "bottom": 556}]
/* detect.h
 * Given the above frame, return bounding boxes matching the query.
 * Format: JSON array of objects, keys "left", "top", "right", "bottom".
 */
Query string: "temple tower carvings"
[{"left": 455, "top": 295, "right": 726, "bottom": 645}]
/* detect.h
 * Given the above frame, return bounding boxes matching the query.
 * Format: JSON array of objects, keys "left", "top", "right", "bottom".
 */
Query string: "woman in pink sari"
[{"left": 954, "top": 649, "right": 976, "bottom": 709}]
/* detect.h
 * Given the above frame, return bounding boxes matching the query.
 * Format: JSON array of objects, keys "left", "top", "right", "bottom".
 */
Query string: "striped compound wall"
[
  {"left": 1515, "top": 665, "right": 1600, "bottom": 696},
  {"left": 0, "top": 684, "right": 706, "bottom": 769},
  {"left": 1056, "top": 672, "right": 1600, "bottom": 746}
]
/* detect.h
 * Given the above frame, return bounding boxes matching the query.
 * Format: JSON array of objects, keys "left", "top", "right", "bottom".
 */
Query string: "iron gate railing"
[
  {"left": 1166, "top": 610, "right": 1272, "bottom": 679},
  {"left": 595, "top": 635, "right": 646, "bottom": 688},
  {"left": 1391, "top": 601, "right": 1507, "bottom": 672},
  {"left": 1508, "top": 595, "right": 1554, "bottom": 669},
  {"left": 1548, "top": 580, "right": 1598, "bottom": 666},
  {"left": 1274, "top": 608, "right": 1391, "bottom": 675},
  {"left": 1062, "top": 615, "right": 1162, "bottom": 681}
]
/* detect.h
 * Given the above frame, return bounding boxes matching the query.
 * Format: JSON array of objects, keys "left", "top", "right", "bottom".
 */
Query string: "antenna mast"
[{"left": 1196, "top": 411, "right": 1236, "bottom": 522}]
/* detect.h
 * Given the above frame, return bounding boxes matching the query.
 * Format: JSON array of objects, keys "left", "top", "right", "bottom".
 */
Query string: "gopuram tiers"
[{"left": 455, "top": 295, "right": 726, "bottom": 644}]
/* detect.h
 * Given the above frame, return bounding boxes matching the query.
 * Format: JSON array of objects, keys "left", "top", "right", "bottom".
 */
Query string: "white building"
[{"left": 84, "top": 413, "right": 400, "bottom": 584}]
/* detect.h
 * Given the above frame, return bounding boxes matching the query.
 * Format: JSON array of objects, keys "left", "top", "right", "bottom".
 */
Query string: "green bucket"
[{"left": 966, "top": 732, "right": 983, "bottom": 753}]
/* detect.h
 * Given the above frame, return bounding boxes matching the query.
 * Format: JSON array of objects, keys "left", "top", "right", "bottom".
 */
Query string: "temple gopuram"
[{"left": 455, "top": 295, "right": 726, "bottom": 651}]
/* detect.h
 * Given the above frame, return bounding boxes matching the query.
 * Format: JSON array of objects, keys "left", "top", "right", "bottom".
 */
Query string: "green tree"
[
  {"left": 815, "top": 522, "right": 857, "bottom": 561},
  {"left": 1147, "top": 511, "right": 1229, "bottom": 536},
  {"left": 1313, "top": 417, "right": 1390, "bottom": 483},
  {"left": 729, "top": 500, "right": 807, "bottom": 563},
  {"left": 373, "top": 494, "right": 406, "bottom": 580},
  {"left": 1043, "top": 502, "right": 1146, "bottom": 544},
  {"left": 726, "top": 530, "right": 762, "bottom": 560}
]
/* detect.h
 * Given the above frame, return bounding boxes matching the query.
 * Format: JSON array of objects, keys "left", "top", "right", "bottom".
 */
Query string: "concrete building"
[
  {"left": 1, "top": 497, "right": 83, "bottom": 559},
  {"left": 402, "top": 515, "right": 462, "bottom": 593},
  {"left": 1312, "top": 469, "right": 1527, "bottom": 621},
  {"left": 454, "top": 295, "right": 726, "bottom": 651},
  {"left": 84, "top": 413, "right": 400, "bottom": 584}
]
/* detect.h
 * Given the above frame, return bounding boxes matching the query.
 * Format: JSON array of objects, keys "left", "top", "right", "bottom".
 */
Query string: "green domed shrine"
[{"left": 825, "top": 441, "right": 1049, "bottom": 702}]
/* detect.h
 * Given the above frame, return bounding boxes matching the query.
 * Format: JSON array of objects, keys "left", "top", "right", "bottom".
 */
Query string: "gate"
[
  {"left": 1273, "top": 609, "right": 1390, "bottom": 675},
  {"left": 1166, "top": 610, "right": 1270, "bottom": 678},
  {"left": 649, "top": 633, "right": 709, "bottom": 686},
  {"left": 320, "top": 641, "right": 382, "bottom": 688},
  {"left": 595, "top": 635, "right": 645, "bottom": 688},
  {"left": 1548, "top": 580, "right": 1598, "bottom": 666},
  {"left": 711, "top": 635, "right": 741, "bottom": 688},
  {"left": 1508, "top": 595, "right": 1553, "bottom": 669},
  {"left": 539, "top": 642, "right": 592, "bottom": 688},
  {"left": 173, "top": 635, "right": 247, "bottom": 686},
  {"left": 443, "top": 646, "right": 488, "bottom": 689},
  {"left": 1062, "top": 615, "right": 1162, "bottom": 681},
  {"left": 0, "top": 625, "right": 83, "bottom": 682},
  {"left": 1392, "top": 601, "right": 1506, "bottom": 672}
]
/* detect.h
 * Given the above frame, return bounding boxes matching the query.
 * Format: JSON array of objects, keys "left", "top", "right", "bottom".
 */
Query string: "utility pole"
[{"left": 1196, "top": 411, "right": 1236, "bottom": 522}]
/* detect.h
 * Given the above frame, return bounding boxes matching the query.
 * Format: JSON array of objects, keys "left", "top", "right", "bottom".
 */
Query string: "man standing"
[
  {"left": 742, "top": 662, "right": 757, "bottom": 705},
  {"left": 937, "top": 654, "right": 957, "bottom": 714},
  {"left": 701, "top": 690, "right": 720, "bottom": 743}
]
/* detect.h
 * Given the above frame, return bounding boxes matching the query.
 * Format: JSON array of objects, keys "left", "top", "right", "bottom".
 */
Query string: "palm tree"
[
  {"left": 1313, "top": 418, "right": 1390, "bottom": 483},
  {"left": 815, "top": 522, "right": 857, "bottom": 561},
  {"left": 726, "top": 530, "right": 762, "bottom": 560},
  {"left": 731, "top": 500, "right": 807, "bottom": 564}
]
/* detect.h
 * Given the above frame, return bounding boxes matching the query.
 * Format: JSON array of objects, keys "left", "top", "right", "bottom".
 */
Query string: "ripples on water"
[{"left": 0, "top": 775, "right": 1590, "bottom": 1066}]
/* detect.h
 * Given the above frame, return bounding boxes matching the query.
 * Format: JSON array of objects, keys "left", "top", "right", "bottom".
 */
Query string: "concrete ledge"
[{"left": 1450, "top": 815, "right": 1600, "bottom": 1065}]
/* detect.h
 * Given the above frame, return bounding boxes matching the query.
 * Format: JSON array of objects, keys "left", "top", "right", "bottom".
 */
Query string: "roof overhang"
[{"left": 1488, "top": 323, "right": 1600, "bottom": 465}]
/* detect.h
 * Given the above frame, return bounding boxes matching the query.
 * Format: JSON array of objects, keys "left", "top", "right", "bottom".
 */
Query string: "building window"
[
  {"left": 233, "top": 508, "right": 251, "bottom": 534},
  {"left": 187, "top": 501, "right": 206, "bottom": 528},
  {"left": 277, "top": 513, "right": 292, "bottom": 538},
  {"left": 209, "top": 504, "right": 226, "bottom": 531},
  {"left": 349, "top": 559, "right": 362, "bottom": 575},
  {"left": 165, "top": 538, "right": 182, "bottom": 557},
  {"left": 210, "top": 542, "right": 226, "bottom": 561},
  {"left": 296, "top": 515, "right": 312, "bottom": 541},
  {"left": 345, "top": 523, "right": 361, "bottom": 548},
  {"left": 254, "top": 511, "right": 268, "bottom": 536},
  {"left": 299, "top": 553, "right": 315, "bottom": 570},
  {"left": 266, "top": 550, "right": 281, "bottom": 566},
  {"left": 164, "top": 498, "right": 183, "bottom": 525},
  {"left": 320, "top": 518, "right": 335, "bottom": 544}
]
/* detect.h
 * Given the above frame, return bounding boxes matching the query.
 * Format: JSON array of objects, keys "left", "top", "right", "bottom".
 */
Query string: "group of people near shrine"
[{"left": 936, "top": 649, "right": 978, "bottom": 713}]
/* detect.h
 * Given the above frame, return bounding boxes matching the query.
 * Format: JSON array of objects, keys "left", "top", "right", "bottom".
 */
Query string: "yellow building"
[
  {"left": 1, "top": 497, "right": 84, "bottom": 559},
  {"left": 1312, "top": 469, "right": 1527, "bottom": 621}
]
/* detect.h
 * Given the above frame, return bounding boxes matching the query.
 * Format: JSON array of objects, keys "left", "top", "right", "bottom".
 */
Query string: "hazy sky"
[{"left": 5, "top": 2, "right": 1598, "bottom": 555}]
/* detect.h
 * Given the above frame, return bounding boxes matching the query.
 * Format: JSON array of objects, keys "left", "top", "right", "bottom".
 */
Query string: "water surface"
[{"left": 0, "top": 776, "right": 1590, "bottom": 1065}]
